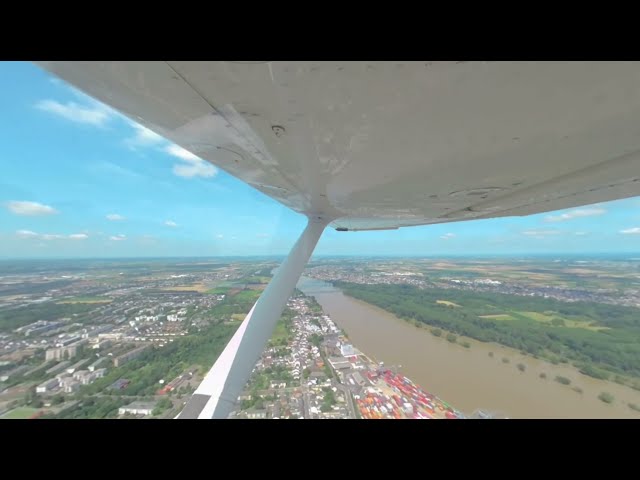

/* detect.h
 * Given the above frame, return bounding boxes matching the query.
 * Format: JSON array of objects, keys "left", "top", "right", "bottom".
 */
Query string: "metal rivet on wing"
[{"left": 272, "top": 125, "right": 286, "bottom": 138}]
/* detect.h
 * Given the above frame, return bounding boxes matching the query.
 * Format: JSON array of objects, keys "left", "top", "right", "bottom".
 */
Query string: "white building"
[
  {"left": 60, "top": 377, "right": 81, "bottom": 393},
  {"left": 340, "top": 343, "right": 356, "bottom": 357},
  {"left": 118, "top": 401, "right": 156, "bottom": 416},
  {"left": 73, "top": 369, "right": 90, "bottom": 380}
]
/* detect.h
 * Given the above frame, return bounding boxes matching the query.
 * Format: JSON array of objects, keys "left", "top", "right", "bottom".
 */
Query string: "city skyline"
[{"left": 3, "top": 61, "right": 640, "bottom": 258}]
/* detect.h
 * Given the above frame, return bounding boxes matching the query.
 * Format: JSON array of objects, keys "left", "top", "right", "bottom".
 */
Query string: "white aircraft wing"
[{"left": 36, "top": 61, "right": 640, "bottom": 230}]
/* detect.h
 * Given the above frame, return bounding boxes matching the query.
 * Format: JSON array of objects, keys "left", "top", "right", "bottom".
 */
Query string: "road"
[{"left": 320, "top": 347, "right": 357, "bottom": 418}]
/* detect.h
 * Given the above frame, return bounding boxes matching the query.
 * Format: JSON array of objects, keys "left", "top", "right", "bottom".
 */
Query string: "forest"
[{"left": 335, "top": 281, "right": 640, "bottom": 384}]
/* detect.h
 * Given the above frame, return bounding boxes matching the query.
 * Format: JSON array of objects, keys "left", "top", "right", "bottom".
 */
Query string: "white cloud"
[
  {"left": 16, "top": 230, "right": 39, "bottom": 238},
  {"left": 164, "top": 220, "right": 178, "bottom": 228},
  {"left": 35, "top": 99, "right": 113, "bottom": 127},
  {"left": 6, "top": 201, "right": 58, "bottom": 216},
  {"left": 110, "top": 234, "right": 126, "bottom": 241},
  {"left": 440, "top": 233, "right": 456, "bottom": 240},
  {"left": 166, "top": 144, "right": 217, "bottom": 178},
  {"left": 256, "top": 233, "right": 270, "bottom": 238},
  {"left": 125, "top": 123, "right": 166, "bottom": 148},
  {"left": 216, "top": 234, "right": 224, "bottom": 239},
  {"left": 106, "top": 213, "right": 125, "bottom": 221},
  {"left": 166, "top": 144, "right": 200, "bottom": 161},
  {"left": 620, "top": 227, "right": 640, "bottom": 235},
  {"left": 522, "top": 229, "right": 561, "bottom": 237},
  {"left": 545, "top": 208, "right": 606, "bottom": 222},
  {"left": 173, "top": 162, "right": 217, "bottom": 178},
  {"left": 574, "top": 231, "right": 589, "bottom": 236},
  {"left": 15, "top": 230, "right": 88, "bottom": 240}
]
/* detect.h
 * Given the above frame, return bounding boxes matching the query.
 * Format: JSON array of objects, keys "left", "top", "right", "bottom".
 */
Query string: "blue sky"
[{"left": 1, "top": 61, "right": 640, "bottom": 259}]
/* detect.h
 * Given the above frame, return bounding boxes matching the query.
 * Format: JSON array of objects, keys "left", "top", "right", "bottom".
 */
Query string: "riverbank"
[{"left": 298, "top": 277, "right": 640, "bottom": 418}]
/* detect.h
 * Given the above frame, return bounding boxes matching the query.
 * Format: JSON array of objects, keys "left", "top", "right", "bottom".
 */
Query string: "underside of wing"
[{"left": 37, "top": 61, "right": 640, "bottom": 230}]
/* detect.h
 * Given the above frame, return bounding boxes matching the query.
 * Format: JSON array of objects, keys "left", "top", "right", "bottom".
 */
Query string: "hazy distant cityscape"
[{"left": 1, "top": 255, "right": 640, "bottom": 419}]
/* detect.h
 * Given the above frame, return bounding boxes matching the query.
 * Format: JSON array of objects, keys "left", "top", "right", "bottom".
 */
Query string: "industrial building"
[
  {"left": 113, "top": 345, "right": 150, "bottom": 367},
  {"left": 36, "top": 378, "right": 59, "bottom": 394}
]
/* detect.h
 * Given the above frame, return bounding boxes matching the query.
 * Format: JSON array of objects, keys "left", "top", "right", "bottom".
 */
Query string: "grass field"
[
  {"left": 204, "top": 278, "right": 242, "bottom": 292},
  {"left": 478, "top": 309, "right": 607, "bottom": 331},
  {"left": 233, "top": 289, "right": 262, "bottom": 303},
  {"left": 0, "top": 407, "right": 40, "bottom": 419},
  {"left": 479, "top": 314, "right": 514, "bottom": 321},
  {"left": 57, "top": 296, "right": 111, "bottom": 304},
  {"left": 271, "top": 321, "right": 289, "bottom": 342},
  {"left": 517, "top": 311, "right": 553, "bottom": 322},
  {"left": 205, "top": 287, "right": 230, "bottom": 294},
  {"left": 162, "top": 284, "right": 208, "bottom": 292},
  {"left": 436, "top": 300, "right": 461, "bottom": 307},
  {"left": 516, "top": 311, "right": 607, "bottom": 331},
  {"left": 245, "top": 276, "right": 271, "bottom": 284}
]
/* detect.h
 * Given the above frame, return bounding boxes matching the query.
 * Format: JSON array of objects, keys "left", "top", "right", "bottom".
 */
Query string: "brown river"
[{"left": 298, "top": 277, "right": 640, "bottom": 419}]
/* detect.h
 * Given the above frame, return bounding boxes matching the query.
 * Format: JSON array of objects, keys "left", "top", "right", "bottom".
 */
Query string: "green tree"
[
  {"left": 598, "top": 392, "right": 614, "bottom": 404},
  {"left": 334, "top": 281, "right": 640, "bottom": 381},
  {"left": 24, "top": 387, "right": 37, "bottom": 405},
  {"left": 431, "top": 329, "right": 442, "bottom": 337},
  {"left": 446, "top": 333, "right": 457, "bottom": 343},
  {"left": 613, "top": 375, "right": 626, "bottom": 385},
  {"left": 555, "top": 376, "right": 571, "bottom": 385},
  {"left": 579, "top": 364, "right": 608, "bottom": 380},
  {"left": 517, "top": 363, "right": 526, "bottom": 372},
  {"left": 152, "top": 397, "right": 172, "bottom": 416}
]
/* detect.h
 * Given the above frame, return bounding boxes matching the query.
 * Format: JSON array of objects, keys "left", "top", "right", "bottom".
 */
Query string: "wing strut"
[{"left": 179, "top": 218, "right": 327, "bottom": 419}]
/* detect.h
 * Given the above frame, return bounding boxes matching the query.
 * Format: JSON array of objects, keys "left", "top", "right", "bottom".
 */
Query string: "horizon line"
[{"left": 2, "top": 252, "right": 640, "bottom": 262}]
